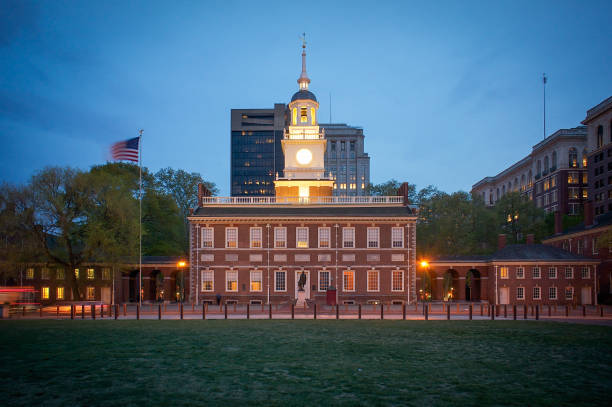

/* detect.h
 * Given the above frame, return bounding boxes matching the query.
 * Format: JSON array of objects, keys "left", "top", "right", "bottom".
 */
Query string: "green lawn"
[{"left": 0, "top": 321, "right": 610, "bottom": 406}]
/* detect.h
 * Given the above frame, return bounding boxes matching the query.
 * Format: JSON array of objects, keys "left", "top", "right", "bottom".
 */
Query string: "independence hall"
[{"left": 188, "top": 43, "right": 417, "bottom": 306}]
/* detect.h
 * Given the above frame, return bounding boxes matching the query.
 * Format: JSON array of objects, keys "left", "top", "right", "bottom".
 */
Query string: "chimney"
[
  {"left": 189, "top": 208, "right": 194, "bottom": 215},
  {"left": 198, "top": 183, "right": 212, "bottom": 202},
  {"left": 397, "top": 182, "right": 411, "bottom": 206},
  {"left": 526, "top": 234, "right": 535, "bottom": 245},
  {"left": 498, "top": 234, "right": 507, "bottom": 250},
  {"left": 584, "top": 201, "right": 593, "bottom": 227},
  {"left": 554, "top": 211, "right": 563, "bottom": 235}
]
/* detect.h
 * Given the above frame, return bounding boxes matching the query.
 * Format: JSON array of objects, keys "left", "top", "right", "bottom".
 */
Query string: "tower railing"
[{"left": 201, "top": 196, "right": 405, "bottom": 205}]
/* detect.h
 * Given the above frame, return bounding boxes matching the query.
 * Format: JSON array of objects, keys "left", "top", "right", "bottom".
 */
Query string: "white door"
[
  {"left": 581, "top": 287, "right": 591, "bottom": 305},
  {"left": 499, "top": 287, "right": 509, "bottom": 305},
  {"left": 101, "top": 287, "right": 111, "bottom": 304},
  {"left": 295, "top": 270, "right": 310, "bottom": 299}
]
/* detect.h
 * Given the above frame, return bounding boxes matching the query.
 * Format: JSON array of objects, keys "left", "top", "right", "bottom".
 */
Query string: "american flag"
[{"left": 111, "top": 137, "right": 140, "bottom": 162}]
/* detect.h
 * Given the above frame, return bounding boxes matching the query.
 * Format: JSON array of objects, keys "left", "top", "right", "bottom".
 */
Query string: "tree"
[
  {"left": 495, "top": 192, "right": 546, "bottom": 244},
  {"left": 142, "top": 190, "right": 184, "bottom": 256},
  {"left": 366, "top": 179, "right": 403, "bottom": 196}
]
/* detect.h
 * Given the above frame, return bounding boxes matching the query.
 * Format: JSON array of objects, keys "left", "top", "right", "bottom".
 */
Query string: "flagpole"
[{"left": 138, "top": 129, "right": 143, "bottom": 307}]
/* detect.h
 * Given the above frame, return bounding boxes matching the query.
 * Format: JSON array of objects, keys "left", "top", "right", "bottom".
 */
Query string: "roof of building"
[
  {"left": 291, "top": 89, "right": 317, "bottom": 102},
  {"left": 544, "top": 211, "right": 612, "bottom": 240},
  {"left": 192, "top": 205, "right": 416, "bottom": 218},
  {"left": 583, "top": 96, "right": 612, "bottom": 124},
  {"left": 431, "top": 244, "right": 595, "bottom": 263}
]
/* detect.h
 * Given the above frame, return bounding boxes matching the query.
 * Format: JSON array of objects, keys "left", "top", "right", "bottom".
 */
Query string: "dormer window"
[{"left": 300, "top": 107, "right": 308, "bottom": 122}]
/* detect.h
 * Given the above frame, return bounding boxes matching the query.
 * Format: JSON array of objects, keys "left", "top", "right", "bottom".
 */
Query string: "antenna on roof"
[{"left": 542, "top": 73, "right": 547, "bottom": 140}]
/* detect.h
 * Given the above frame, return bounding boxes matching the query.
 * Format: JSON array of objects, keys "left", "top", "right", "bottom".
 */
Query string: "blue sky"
[{"left": 1, "top": 0, "right": 611, "bottom": 195}]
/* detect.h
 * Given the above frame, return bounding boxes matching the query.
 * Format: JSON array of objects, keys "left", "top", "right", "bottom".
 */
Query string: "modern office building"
[{"left": 472, "top": 126, "right": 588, "bottom": 215}]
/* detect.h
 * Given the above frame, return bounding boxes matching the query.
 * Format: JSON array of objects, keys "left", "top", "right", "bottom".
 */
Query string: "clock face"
[{"left": 296, "top": 148, "right": 313, "bottom": 165}]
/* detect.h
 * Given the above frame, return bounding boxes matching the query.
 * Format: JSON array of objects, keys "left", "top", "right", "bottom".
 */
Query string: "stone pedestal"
[{"left": 296, "top": 290, "right": 308, "bottom": 308}]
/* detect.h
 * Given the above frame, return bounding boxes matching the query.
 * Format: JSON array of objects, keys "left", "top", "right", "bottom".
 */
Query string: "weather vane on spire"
[{"left": 302, "top": 32, "right": 306, "bottom": 49}]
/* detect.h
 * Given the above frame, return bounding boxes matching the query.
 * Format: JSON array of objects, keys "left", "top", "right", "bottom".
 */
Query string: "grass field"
[{"left": 1, "top": 321, "right": 611, "bottom": 406}]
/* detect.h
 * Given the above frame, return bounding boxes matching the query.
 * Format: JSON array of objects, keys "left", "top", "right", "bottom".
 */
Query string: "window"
[
  {"left": 593, "top": 238, "right": 599, "bottom": 255},
  {"left": 569, "top": 148, "right": 578, "bottom": 168},
  {"left": 391, "top": 227, "right": 403, "bottom": 248},
  {"left": 533, "top": 286, "right": 541, "bottom": 300},
  {"left": 565, "top": 267, "right": 573, "bottom": 279},
  {"left": 568, "top": 172, "right": 579, "bottom": 184},
  {"left": 56, "top": 287, "right": 64, "bottom": 300},
  {"left": 41, "top": 287, "right": 49, "bottom": 300},
  {"left": 201, "top": 227, "right": 214, "bottom": 248},
  {"left": 25, "top": 268, "right": 34, "bottom": 279},
  {"left": 500, "top": 266, "right": 509, "bottom": 279},
  {"left": 201, "top": 270, "right": 214, "bottom": 291},
  {"left": 318, "top": 227, "right": 330, "bottom": 248},
  {"left": 367, "top": 227, "right": 380, "bottom": 248},
  {"left": 392, "top": 270, "right": 404, "bottom": 291},
  {"left": 41, "top": 268, "right": 50, "bottom": 280},
  {"left": 516, "top": 267, "right": 524, "bottom": 279},
  {"left": 597, "top": 125, "right": 603, "bottom": 148},
  {"left": 343, "top": 227, "right": 355, "bottom": 248},
  {"left": 87, "top": 268, "right": 95, "bottom": 280},
  {"left": 250, "top": 227, "right": 262, "bottom": 248},
  {"left": 581, "top": 266, "right": 590, "bottom": 279},
  {"left": 367, "top": 270, "right": 379, "bottom": 291},
  {"left": 250, "top": 270, "right": 262, "bottom": 292},
  {"left": 56, "top": 268, "right": 65, "bottom": 280},
  {"left": 223, "top": 269, "right": 241, "bottom": 293},
  {"left": 319, "top": 270, "right": 330, "bottom": 291},
  {"left": 532, "top": 267, "right": 541, "bottom": 279},
  {"left": 296, "top": 227, "right": 309, "bottom": 248},
  {"left": 549, "top": 286, "right": 557, "bottom": 300},
  {"left": 86, "top": 287, "right": 95, "bottom": 300},
  {"left": 565, "top": 286, "right": 574, "bottom": 300},
  {"left": 517, "top": 287, "right": 524, "bottom": 300},
  {"left": 548, "top": 267, "right": 557, "bottom": 279},
  {"left": 300, "top": 107, "right": 307, "bottom": 122},
  {"left": 274, "top": 227, "right": 286, "bottom": 248},
  {"left": 74, "top": 269, "right": 80, "bottom": 279},
  {"left": 225, "top": 227, "right": 238, "bottom": 248},
  {"left": 275, "top": 271, "right": 286, "bottom": 291},
  {"left": 343, "top": 270, "right": 355, "bottom": 291}
]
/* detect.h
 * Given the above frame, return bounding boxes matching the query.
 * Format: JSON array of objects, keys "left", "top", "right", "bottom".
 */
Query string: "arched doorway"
[
  {"left": 443, "top": 269, "right": 459, "bottom": 301},
  {"left": 150, "top": 270, "right": 164, "bottom": 302},
  {"left": 465, "top": 269, "right": 481, "bottom": 301},
  {"left": 128, "top": 270, "right": 139, "bottom": 303},
  {"left": 172, "top": 270, "right": 185, "bottom": 302}
]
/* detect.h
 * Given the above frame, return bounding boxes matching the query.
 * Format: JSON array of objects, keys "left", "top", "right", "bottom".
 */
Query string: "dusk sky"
[{"left": 1, "top": 0, "right": 611, "bottom": 195}]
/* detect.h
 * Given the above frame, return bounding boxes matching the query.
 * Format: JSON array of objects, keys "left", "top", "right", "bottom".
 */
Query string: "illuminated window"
[
  {"left": 300, "top": 107, "right": 308, "bottom": 122},
  {"left": 250, "top": 227, "right": 262, "bottom": 248},
  {"left": 392, "top": 270, "right": 404, "bottom": 291},
  {"left": 250, "top": 270, "right": 262, "bottom": 292},
  {"left": 367, "top": 270, "right": 379, "bottom": 291},
  {"left": 568, "top": 172, "right": 579, "bottom": 184},
  {"left": 549, "top": 286, "right": 557, "bottom": 300},
  {"left": 292, "top": 108, "right": 297, "bottom": 125},
  {"left": 532, "top": 267, "right": 541, "bottom": 279},
  {"left": 367, "top": 227, "right": 379, "bottom": 248},
  {"left": 225, "top": 227, "right": 238, "bottom": 248},
  {"left": 296, "top": 227, "right": 309, "bottom": 248},
  {"left": 516, "top": 287, "right": 524, "bottom": 300},
  {"left": 201, "top": 227, "right": 214, "bottom": 248},
  {"left": 41, "top": 287, "right": 49, "bottom": 300},
  {"left": 548, "top": 267, "right": 557, "bottom": 279},
  {"left": 201, "top": 270, "right": 214, "bottom": 291},
  {"left": 318, "top": 227, "right": 330, "bottom": 248},
  {"left": 86, "top": 286, "right": 95, "bottom": 300},
  {"left": 274, "top": 227, "right": 286, "bottom": 248},
  {"left": 56, "top": 268, "right": 65, "bottom": 280},
  {"left": 311, "top": 107, "right": 315, "bottom": 124},
  {"left": 226, "top": 270, "right": 238, "bottom": 292},
  {"left": 565, "top": 267, "right": 573, "bottom": 279},
  {"left": 56, "top": 287, "right": 64, "bottom": 300},
  {"left": 343, "top": 270, "right": 355, "bottom": 292},
  {"left": 87, "top": 268, "right": 95, "bottom": 280},
  {"left": 342, "top": 227, "right": 355, "bottom": 248},
  {"left": 275, "top": 270, "right": 286, "bottom": 291},
  {"left": 41, "top": 268, "right": 50, "bottom": 280},
  {"left": 74, "top": 269, "right": 80, "bottom": 279},
  {"left": 565, "top": 286, "right": 574, "bottom": 300},
  {"left": 25, "top": 268, "right": 34, "bottom": 279},
  {"left": 516, "top": 267, "right": 524, "bottom": 279},
  {"left": 569, "top": 148, "right": 578, "bottom": 168},
  {"left": 500, "top": 267, "right": 509, "bottom": 279},
  {"left": 391, "top": 227, "right": 403, "bottom": 248},
  {"left": 533, "top": 286, "right": 541, "bottom": 300},
  {"left": 102, "top": 268, "right": 111, "bottom": 280},
  {"left": 319, "top": 271, "right": 330, "bottom": 291},
  {"left": 581, "top": 266, "right": 590, "bottom": 279}
]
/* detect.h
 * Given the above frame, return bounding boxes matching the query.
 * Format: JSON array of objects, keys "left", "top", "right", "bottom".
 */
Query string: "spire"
[{"left": 298, "top": 33, "right": 310, "bottom": 90}]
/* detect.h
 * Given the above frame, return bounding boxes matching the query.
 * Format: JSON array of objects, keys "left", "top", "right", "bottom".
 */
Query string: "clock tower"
[{"left": 275, "top": 37, "right": 335, "bottom": 199}]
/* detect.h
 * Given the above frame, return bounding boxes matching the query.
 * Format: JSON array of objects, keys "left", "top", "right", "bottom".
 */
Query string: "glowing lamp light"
[
  {"left": 296, "top": 148, "right": 312, "bottom": 165},
  {"left": 420, "top": 261, "right": 429, "bottom": 268},
  {"left": 177, "top": 261, "right": 186, "bottom": 267}
]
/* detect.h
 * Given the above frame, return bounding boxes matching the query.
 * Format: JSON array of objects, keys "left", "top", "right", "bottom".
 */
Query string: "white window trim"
[
  {"left": 500, "top": 266, "right": 509, "bottom": 279},
  {"left": 565, "top": 267, "right": 574, "bottom": 279},
  {"left": 391, "top": 227, "right": 404, "bottom": 248},
  {"left": 274, "top": 227, "right": 287, "bottom": 248},
  {"left": 592, "top": 238, "right": 598, "bottom": 255},
  {"left": 516, "top": 267, "right": 525, "bottom": 279},
  {"left": 225, "top": 270, "right": 238, "bottom": 292},
  {"left": 201, "top": 269, "right": 214, "bottom": 292},
  {"left": 367, "top": 227, "right": 380, "bottom": 248},
  {"left": 343, "top": 270, "right": 355, "bottom": 292},
  {"left": 342, "top": 227, "right": 355, "bottom": 248},
  {"left": 201, "top": 227, "right": 214, "bottom": 248},
  {"left": 532, "top": 267, "right": 541, "bottom": 279},
  {"left": 548, "top": 267, "right": 557, "bottom": 279},
  {"left": 367, "top": 269, "right": 380, "bottom": 292},
  {"left": 391, "top": 269, "right": 404, "bottom": 292},
  {"left": 250, "top": 270, "right": 263, "bottom": 292},
  {"left": 533, "top": 286, "right": 541, "bottom": 300},
  {"left": 549, "top": 286, "right": 557, "bottom": 300},
  {"left": 275, "top": 270, "right": 287, "bottom": 292},
  {"left": 318, "top": 227, "right": 331, "bottom": 248},
  {"left": 516, "top": 286, "right": 525, "bottom": 300},
  {"left": 581, "top": 266, "right": 590, "bottom": 279},
  {"left": 250, "top": 227, "right": 262, "bottom": 249},
  {"left": 319, "top": 270, "right": 330, "bottom": 292},
  {"left": 225, "top": 227, "right": 238, "bottom": 249},
  {"left": 296, "top": 227, "right": 309, "bottom": 249}
]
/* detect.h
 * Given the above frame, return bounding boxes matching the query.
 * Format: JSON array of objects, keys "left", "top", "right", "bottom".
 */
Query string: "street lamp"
[{"left": 177, "top": 261, "right": 186, "bottom": 303}]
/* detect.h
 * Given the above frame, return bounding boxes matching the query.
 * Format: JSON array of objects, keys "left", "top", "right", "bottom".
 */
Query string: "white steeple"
[{"left": 298, "top": 33, "right": 310, "bottom": 91}]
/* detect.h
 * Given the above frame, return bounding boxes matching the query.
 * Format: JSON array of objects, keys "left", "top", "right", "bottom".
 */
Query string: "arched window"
[
  {"left": 597, "top": 125, "right": 603, "bottom": 148},
  {"left": 569, "top": 148, "right": 578, "bottom": 168},
  {"left": 544, "top": 156, "right": 549, "bottom": 172},
  {"left": 502, "top": 185, "right": 506, "bottom": 195},
  {"left": 582, "top": 150, "right": 588, "bottom": 168},
  {"left": 528, "top": 170, "right": 533, "bottom": 187},
  {"left": 520, "top": 174, "right": 525, "bottom": 190},
  {"left": 513, "top": 178, "right": 518, "bottom": 191},
  {"left": 537, "top": 160, "right": 541, "bottom": 176},
  {"left": 552, "top": 151, "right": 557, "bottom": 169}
]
